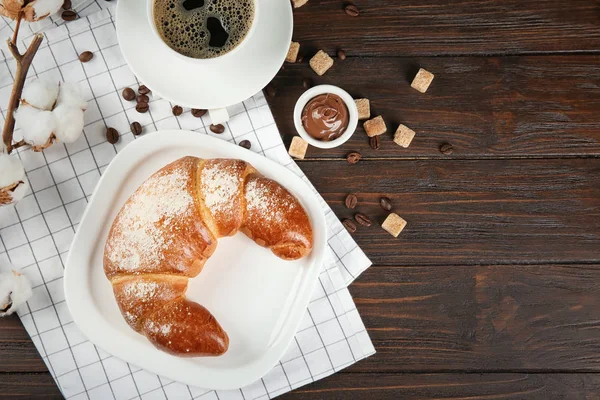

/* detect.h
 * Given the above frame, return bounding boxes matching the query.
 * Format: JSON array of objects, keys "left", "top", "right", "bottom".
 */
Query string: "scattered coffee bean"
[
  {"left": 62, "top": 0, "right": 71, "bottom": 10},
  {"left": 171, "top": 105, "right": 183, "bottom": 116},
  {"left": 210, "top": 124, "right": 225, "bottom": 134},
  {"left": 106, "top": 127, "right": 119, "bottom": 144},
  {"left": 122, "top": 87, "right": 135, "bottom": 101},
  {"left": 136, "top": 102, "right": 149, "bottom": 113},
  {"left": 346, "top": 152, "right": 361, "bottom": 164},
  {"left": 337, "top": 49, "right": 346, "bottom": 60},
  {"left": 345, "top": 194, "right": 358, "bottom": 209},
  {"left": 191, "top": 109, "right": 207, "bottom": 118},
  {"left": 239, "top": 140, "right": 251, "bottom": 149},
  {"left": 380, "top": 196, "right": 392, "bottom": 211},
  {"left": 61, "top": 10, "right": 77, "bottom": 20},
  {"left": 137, "top": 94, "right": 149, "bottom": 104},
  {"left": 78, "top": 51, "right": 93, "bottom": 63},
  {"left": 354, "top": 213, "right": 372, "bottom": 227},
  {"left": 440, "top": 143, "right": 454, "bottom": 155},
  {"left": 302, "top": 78, "right": 312, "bottom": 89},
  {"left": 265, "top": 84, "right": 277, "bottom": 97},
  {"left": 297, "top": 55, "right": 304, "bottom": 63},
  {"left": 138, "top": 85, "right": 150, "bottom": 95},
  {"left": 344, "top": 3, "right": 359, "bottom": 16},
  {"left": 369, "top": 136, "right": 380, "bottom": 150},
  {"left": 342, "top": 219, "right": 357, "bottom": 233},
  {"left": 130, "top": 121, "right": 142, "bottom": 135}
]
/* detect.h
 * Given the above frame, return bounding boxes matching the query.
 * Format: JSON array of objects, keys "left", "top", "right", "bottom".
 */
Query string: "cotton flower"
[
  {"left": 53, "top": 104, "right": 84, "bottom": 143},
  {"left": 0, "top": 153, "right": 28, "bottom": 206},
  {"left": 0, "top": 0, "right": 62, "bottom": 22},
  {"left": 57, "top": 82, "right": 87, "bottom": 111},
  {"left": 15, "top": 103, "right": 57, "bottom": 147},
  {"left": 0, "top": 270, "right": 32, "bottom": 317},
  {"left": 21, "top": 79, "right": 59, "bottom": 111}
]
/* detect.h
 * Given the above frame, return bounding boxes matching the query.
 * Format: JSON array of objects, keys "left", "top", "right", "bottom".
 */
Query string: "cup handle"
[{"left": 209, "top": 108, "right": 229, "bottom": 125}]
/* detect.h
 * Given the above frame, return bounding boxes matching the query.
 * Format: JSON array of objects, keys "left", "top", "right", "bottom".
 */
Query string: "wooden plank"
[
  {"left": 291, "top": 0, "right": 600, "bottom": 56},
  {"left": 0, "top": 315, "right": 51, "bottom": 373},
  {"left": 268, "top": 55, "right": 600, "bottom": 158},
  {"left": 299, "top": 158, "right": 600, "bottom": 265},
  {"left": 0, "top": 372, "right": 63, "bottom": 398},
  {"left": 280, "top": 373, "right": 600, "bottom": 400},
  {"left": 347, "top": 265, "right": 600, "bottom": 371}
]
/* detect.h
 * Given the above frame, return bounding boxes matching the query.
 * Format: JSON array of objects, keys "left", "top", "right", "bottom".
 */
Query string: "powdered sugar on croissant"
[{"left": 104, "top": 157, "right": 313, "bottom": 357}]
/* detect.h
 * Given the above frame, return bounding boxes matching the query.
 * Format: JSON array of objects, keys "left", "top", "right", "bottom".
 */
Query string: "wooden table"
[{"left": 2, "top": 0, "right": 600, "bottom": 398}]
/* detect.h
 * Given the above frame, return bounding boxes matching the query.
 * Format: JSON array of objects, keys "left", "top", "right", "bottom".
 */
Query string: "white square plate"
[{"left": 63, "top": 130, "right": 326, "bottom": 390}]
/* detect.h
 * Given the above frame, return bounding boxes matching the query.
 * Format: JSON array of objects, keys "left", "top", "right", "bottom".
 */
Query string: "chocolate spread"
[{"left": 301, "top": 93, "right": 349, "bottom": 141}]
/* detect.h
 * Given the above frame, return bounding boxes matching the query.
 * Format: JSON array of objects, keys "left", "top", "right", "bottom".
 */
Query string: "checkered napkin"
[{"left": 0, "top": 4, "right": 375, "bottom": 399}]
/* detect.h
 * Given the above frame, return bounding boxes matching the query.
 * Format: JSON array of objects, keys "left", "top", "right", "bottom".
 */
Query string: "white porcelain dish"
[
  {"left": 63, "top": 130, "right": 326, "bottom": 390},
  {"left": 116, "top": 0, "right": 292, "bottom": 109},
  {"left": 294, "top": 85, "right": 358, "bottom": 149}
]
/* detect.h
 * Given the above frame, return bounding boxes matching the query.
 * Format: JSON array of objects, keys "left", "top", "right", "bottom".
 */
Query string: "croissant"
[{"left": 103, "top": 157, "right": 313, "bottom": 356}]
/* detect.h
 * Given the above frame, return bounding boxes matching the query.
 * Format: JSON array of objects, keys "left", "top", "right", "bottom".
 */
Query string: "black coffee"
[{"left": 153, "top": 0, "right": 255, "bottom": 59}]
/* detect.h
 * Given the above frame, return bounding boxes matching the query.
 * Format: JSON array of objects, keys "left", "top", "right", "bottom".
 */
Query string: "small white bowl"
[{"left": 294, "top": 85, "right": 358, "bottom": 149}]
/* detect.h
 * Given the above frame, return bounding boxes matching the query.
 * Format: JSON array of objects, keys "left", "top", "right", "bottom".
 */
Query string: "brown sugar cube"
[
  {"left": 411, "top": 68, "right": 434, "bottom": 93},
  {"left": 363, "top": 115, "right": 386, "bottom": 137},
  {"left": 354, "top": 98, "right": 370, "bottom": 120},
  {"left": 289, "top": 136, "right": 308, "bottom": 159},
  {"left": 286, "top": 42, "right": 300, "bottom": 63},
  {"left": 393, "top": 124, "right": 416, "bottom": 148},
  {"left": 382, "top": 213, "right": 407, "bottom": 238},
  {"left": 309, "top": 50, "right": 334, "bottom": 76},
  {"left": 292, "top": 0, "right": 308, "bottom": 8}
]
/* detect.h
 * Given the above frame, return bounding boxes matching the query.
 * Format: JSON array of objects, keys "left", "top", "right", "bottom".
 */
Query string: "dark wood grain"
[
  {"left": 347, "top": 265, "right": 600, "bottom": 372},
  {"left": 291, "top": 0, "right": 600, "bottom": 56},
  {"left": 281, "top": 373, "right": 600, "bottom": 400},
  {"left": 0, "top": 372, "right": 64, "bottom": 398},
  {"left": 299, "top": 158, "right": 600, "bottom": 266},
  {"left": 0, "top": 315, "right": 51, "bottom": 373},
  {"left": 269, "top": 56, "right": 600, "bottom": 158}
]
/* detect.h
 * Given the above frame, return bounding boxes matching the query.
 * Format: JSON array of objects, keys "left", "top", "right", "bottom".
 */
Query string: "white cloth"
[{"left": 0, "top": 5, "right": 375, "bottom": 399}]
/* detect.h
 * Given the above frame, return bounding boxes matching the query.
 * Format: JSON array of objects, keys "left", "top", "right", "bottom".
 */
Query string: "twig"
[{"left": 1, "top": 12, "right": 44, "bottom": 154}]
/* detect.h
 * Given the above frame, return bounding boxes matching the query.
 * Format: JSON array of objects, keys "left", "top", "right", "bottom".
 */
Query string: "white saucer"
[{"left": 116, "top": 0, "right": 292, "bottom": 109}]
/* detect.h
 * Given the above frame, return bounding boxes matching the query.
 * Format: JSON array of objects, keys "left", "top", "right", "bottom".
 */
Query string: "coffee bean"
[
  {"left": 191, "top": 109, "right": 207, "bottom": 118},
  {"left": 369, "top": 136, "right": 380, "bottom": 150},
  {"left": 239, "top": 140, "right": 251, "bottom": 149},
  {"left": 380, "top": 196, "right": 392, "bottom": 211},
  {"left": 344, "top": 3, "right": 359, "bottom": 16},
  {"left": 78, "top": 51, "right": 93, "bottom": 63},
  {"left": 302, "top": 78, "right": 312, "bottom": 89},
  {"left": 172, "top": 105, "right": 183, "bottom": 116},
  {"left": 137, "top": 94, "right": 149, "bottom": 104},
  {"left": 62, "top": 10, "right": 77, "bottom": 20},
  {"left": 130, "top": 121, "right": 142, "bottom": 135},
  {"left": 138, "top": 85, "right": 150, "bottom": 95},
  {"left": 297, "top": 55, "right": 304, "bottom": 63},
  {"left": 62, "top": 0, "right": 71, "bottom": 10},
  {"left": 106, "top": 127, "right": 119, "bottom": 144},
  {"left": 342, "top": 219, "right": 357, "bottom": 233},
  {"left": 354, "top": 213, "right": 372, "bottom": 227},
  {"left": 440, "top": 143, "right": 454, "bottom": 155},
  {"left": 122, "top": 87, "right": 135, "bottom": 101},
  {"left": 346, "top": 152, "right": 361, "bottom": 164},
  {"left": 210, "top": 124, "right": 225, "bottom": 134},
  {"left": 345, "top": 194, "right": 358, "bottom": 209},
  {"left": 337, "top": 49, "right": 347, "bottom": 60},
  {"left": 136, "top": 102, "right": 149, "bottom": 113},
  {"left": 265, "top": 84, "right": 277, "bottom": 97}
]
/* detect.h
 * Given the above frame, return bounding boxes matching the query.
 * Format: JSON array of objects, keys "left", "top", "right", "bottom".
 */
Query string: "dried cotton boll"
[
  {"left": 0, "top": 0, "right": 62, "bottom": 21},
  {"left": 57, "top": 82, "right": 87, "bottom": 111},
  {"left": 0, "top": 270, "right": 32, "bottom": 316},
  {"left": 15, "top": 104, "right": 57, "bottom": 146},
  {"left": 0, "top": 153, "right": 28, "bottom": 206},
  {"left": 21, "top": 79, "right": 59, "bottom": 111},
  {"left": 53, "top": 104, "right": 84, "bottom": 143}
]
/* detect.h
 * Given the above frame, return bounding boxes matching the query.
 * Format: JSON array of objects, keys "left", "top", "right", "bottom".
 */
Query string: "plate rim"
[{"left": 63, "top": 130, "right": 327, "bottom": 390}]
